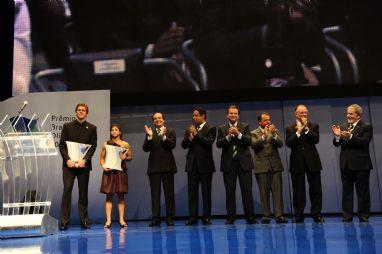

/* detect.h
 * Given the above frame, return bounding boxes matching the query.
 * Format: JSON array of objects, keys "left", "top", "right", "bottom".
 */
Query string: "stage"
[{"left": 0, "top": 216, "right": 380, "bottom": 253}]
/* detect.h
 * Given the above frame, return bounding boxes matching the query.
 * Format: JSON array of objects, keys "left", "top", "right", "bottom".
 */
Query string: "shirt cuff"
[
  {"left": 296, "top": 132, "right": 301, "bottom": 138},
  {"left": 147, "top": 135, "right": 153, "bottom": 140},
  {"left": 237, "top": 133, "right": 242, "bottom": 139},
  {"left": 144, "top": 44, "right": 155, "bottom": 58},
  {"left": 304, "top": 128, "right": 309, "bottom": 134},
  {"left": 226, "top": 134, "right": 232, "bottom": 141},
  {"left": 162, "top": 135, "right": 167, "bottom": 141}
]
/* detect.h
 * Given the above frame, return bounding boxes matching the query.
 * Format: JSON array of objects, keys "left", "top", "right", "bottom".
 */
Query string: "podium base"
[{"left": 0, "top": 214, "right": 58, "bottom": 239}]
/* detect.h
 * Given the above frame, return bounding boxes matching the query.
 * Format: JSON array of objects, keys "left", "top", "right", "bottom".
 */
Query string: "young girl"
[{"left": 100, "top": 124, "right": 132, "bottom": 228}]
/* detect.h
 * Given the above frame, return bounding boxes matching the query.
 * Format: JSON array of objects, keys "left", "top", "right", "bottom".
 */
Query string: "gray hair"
[{"left": 348, "top": 104, "right": 363, "bottom": 116}]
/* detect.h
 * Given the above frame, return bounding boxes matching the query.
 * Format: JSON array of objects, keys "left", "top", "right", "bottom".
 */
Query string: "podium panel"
[{"left": 1, "top": 114, "right": 59, "bottom": 238}]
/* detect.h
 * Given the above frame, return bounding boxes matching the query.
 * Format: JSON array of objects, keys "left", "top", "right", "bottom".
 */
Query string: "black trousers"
[
  {"left": 187, "top": 171, "right": 213, "bottom": 218},
  {"left": 291, "top": 170, "right": 322, "bottom": 217},
  {"left": 60, "top": 168, "right": 90, "bottom": 224},
  {"left": 148, "top": 173, "right": 175, "bottom": 219},
  {"left": 341, "top": 169, "right": 371, "bottom": 219},
  {"left": 223, "top": 160, "right": 254, "bottom": 218}
]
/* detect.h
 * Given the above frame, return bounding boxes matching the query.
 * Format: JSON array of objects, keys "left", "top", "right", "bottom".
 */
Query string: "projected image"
[{"left": 13, "top": 0, "right": 382, "bottom": 95}]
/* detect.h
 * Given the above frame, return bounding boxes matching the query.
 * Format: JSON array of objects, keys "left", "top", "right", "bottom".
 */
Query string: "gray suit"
[{"left": 251, "top": 127, "right": 284, "bottom": 218}]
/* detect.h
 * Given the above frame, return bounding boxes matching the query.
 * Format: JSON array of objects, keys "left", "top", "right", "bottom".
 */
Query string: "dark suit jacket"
[
  {"left": 142, "top": 127, "right": 177, "bottom": 174},
  {"left": 333, "top": 120, "right": 373, "bottom": 171},
  {"left": 216, "top": 122, "right": 254, "bottom": 172},
  {"left": 59, "top": 120, "right": 97, "bottom": 170},
  {"left": 286, "top": 122, "right": 322, "bottom": 173},
  {"left": 251, "top": 126, "right": 283, "bottom": 174},
  {"left": 181, "top": 123, "right": 216, "bottom": 173}
]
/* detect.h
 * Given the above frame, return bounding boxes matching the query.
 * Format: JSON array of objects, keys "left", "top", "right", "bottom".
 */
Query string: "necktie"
[
  {"left": 196, "top": 125, "right": 200, "bottom": 132},
  {"left": 232, "top": 145, "right": 237, "bottom": 158},
  {"left": 348, "top": 124, "right": 355, "bottom": 132}
]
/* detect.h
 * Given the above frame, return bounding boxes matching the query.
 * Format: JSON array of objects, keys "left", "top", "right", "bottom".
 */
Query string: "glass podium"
[{"left": 0, "top": 113, "right": 59, "bottom": 238}]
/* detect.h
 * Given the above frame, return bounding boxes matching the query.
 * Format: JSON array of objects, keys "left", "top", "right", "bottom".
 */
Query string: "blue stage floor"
[{"left": 1, "top": 216, "right": 381, "bottom": 253}]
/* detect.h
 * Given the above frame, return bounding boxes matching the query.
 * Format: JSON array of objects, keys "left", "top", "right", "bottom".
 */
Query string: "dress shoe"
[
  {"left": 246, "top": 216, "right": 258, "bottom": 224},
  {"left": 293, "top": 215, "right": 304, "bottom": 223},
  {"left": 104, "top": 223, "right": 111, "bottom": 229},
  {"left": 165, "top": 217, "right": 174, "bottom": 226},
  {"left": 202, "top": 216, "right": 212, "bottom": 225},
  {"left": 261, "top": 216, "right": 271, "bottom": 224},
  {"left": 80, "top": 222, "right": 91, "bottom": 229},
  {"left": 342, "top": 217, "right": 353, "bottom": 223},
  {"left": 59, "top": 222, "right": 68, "bottom": 231},
  {"left": 276, "top": 216, "right": 288, "bottom": 224},
  {"left": 313, "top": 216, "right": 325, "bottom": 223},
  {"left": 359, "top": 216, "right": 369, "bottom": 223},
  {"left": 186, "top": 217, "right": 198, "bottom": 226},
  {"left": 149, "top": 218, "right": 161, "bottom": 227},
  {"left": 225, "top": 217, "right": 235, "bottom": 225}
]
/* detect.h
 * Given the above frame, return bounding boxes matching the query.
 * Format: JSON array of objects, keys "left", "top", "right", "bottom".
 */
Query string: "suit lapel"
[{"left": 351, "top": 120, "right": 363, "bottom": 136}]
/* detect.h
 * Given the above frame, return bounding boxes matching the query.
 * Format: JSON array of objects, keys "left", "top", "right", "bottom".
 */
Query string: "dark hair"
[
  {"left": 151, "top": 112, "right": 164, "bottom": 121},
  {"left": 227, "top": 105, "right": 240, "bottom": 115},
  {"left": 257, "top": 112, "right": 270, "bottom": 121},
  {"left": 109, "top": 124, "right": 123, "bottom": 140},
  {"left": 193, "top": 107, "right": 207, "bottom": 119},
  {"left": 75, "top": 102, "right": 89, "bottom": 113}
]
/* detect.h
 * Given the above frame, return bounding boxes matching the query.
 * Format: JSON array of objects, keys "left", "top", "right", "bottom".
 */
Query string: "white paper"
[
  {"left": 66, "top": 141, "right": 92, "bottom": 162},
  {"left": 102, "top": 145, "right": 124, "bottom": 171}
]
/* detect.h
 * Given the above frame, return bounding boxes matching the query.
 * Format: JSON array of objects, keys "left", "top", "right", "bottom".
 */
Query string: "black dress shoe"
[
  {"left": 359, "top": 216, "right": 369, "bottom": 223},
  {"left": 276, "top": 216, "right": 288, "bottom": 224},
  {"left": 186, "top": 217, "right": 198, "bottom": 226},
  {"left": 165, "top": 217, "right": 174, "bottom": 226},
  {"left": 149, "top": 218, "right": 161, "bottom": 227},
  {"left": 313, "top": 216, "right": 325, "bottom": 223},
  {"left": 342, "top": 217, "right": 353, "bottom": 223},
  {"left": 202, "top": 217, "right": 212, "bottom": 225},
  {"left": 246, "top": 216, "right": 258, "bottom": 224},
  {"left": 293, "top": 216, "right": 304, "bottom": 223},
  {"left": 261, "top": 216, "right": 271, "bottom": 224},
  {"left": 59, "top": 222, "right": 68, "bottom": 231},
  {"left": 225, "top": 217, "right": 235, "bottom": 225},
  {"left": 80, "top": 222, "right": 91, "bottom": 229}
]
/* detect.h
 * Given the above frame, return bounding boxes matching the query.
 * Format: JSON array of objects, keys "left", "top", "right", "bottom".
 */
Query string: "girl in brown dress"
[{"left": 100, "top": 124, "right": 132, "bottom": 228}]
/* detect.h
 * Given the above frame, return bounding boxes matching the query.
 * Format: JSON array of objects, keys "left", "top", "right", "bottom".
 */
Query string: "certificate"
[
  {"left": 102, "top": 145, "right": 124, "bottom": 171},
  {"left": 66, "top": 141, "right": 92, "bottom": 162}
]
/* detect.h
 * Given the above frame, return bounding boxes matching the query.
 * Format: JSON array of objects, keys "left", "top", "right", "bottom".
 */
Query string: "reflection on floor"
[{"left": 0, "top": 216, "right": 381, "bottom": 254}]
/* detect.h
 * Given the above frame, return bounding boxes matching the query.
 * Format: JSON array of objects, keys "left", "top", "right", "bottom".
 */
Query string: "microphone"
[
  {"left": 17, "top": 101, "right": 28, "bottom": 114},
  {"left": 6, "top": 101, "right": 29, "bottom": 133}
]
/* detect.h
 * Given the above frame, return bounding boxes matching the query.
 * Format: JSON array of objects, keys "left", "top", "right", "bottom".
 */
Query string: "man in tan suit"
[{"left": 251, "top": 112, "right": 287, "bottom": 224}]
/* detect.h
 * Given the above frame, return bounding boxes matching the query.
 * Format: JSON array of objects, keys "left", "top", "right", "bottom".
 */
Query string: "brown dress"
[{"left": 100, "top": 140, "right": 128, "bottom": 194}]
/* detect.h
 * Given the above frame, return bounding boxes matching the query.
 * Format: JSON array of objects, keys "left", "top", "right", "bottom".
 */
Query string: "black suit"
[
  {"left": 143, "top": 127, "right": 177, "bottom": 219},
  {"left": 58, "top": 120, "right": 97, "bottom": 225},
  {"left": 333, "top": 120, "right": 373, "bottom": 219},
  {"left": 181, "top": 123, "right": 216, "bottom": 218},
  {"left": 286, "top": 122, "right": 323, "bottom": 218},
  {"left": 216, "top": 122, "right": 254, "bottom": 219}
]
